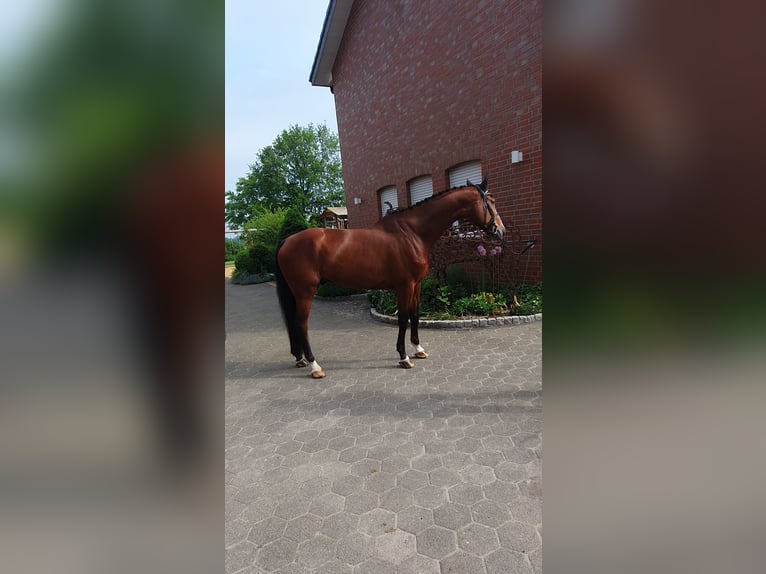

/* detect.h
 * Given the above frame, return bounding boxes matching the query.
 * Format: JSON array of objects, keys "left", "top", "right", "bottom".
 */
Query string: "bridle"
[{"left": 474, "top": 184, "right": 499, "bottom": 237}]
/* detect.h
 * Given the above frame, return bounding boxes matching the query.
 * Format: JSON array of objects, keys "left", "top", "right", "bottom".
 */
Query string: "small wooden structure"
[{"left": 320, "top": 206, "right": 348, "bottom": 229}]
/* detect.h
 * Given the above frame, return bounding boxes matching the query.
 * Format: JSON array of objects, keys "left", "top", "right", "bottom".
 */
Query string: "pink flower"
[
  {"left": 489, "top": 247, "right": 498, "bottom": 256},
  {"left": 476, "top": 245, "right": 486, "bottom": 256},
  {"left": 495, "top": 246, "right": 502, "bottom": 254}
]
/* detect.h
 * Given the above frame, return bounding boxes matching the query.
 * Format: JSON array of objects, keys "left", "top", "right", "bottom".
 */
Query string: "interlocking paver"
[
  {"left": 332, "top": 475, "right": 364, "bottom": 497},
  {"left": 247, "top": 516, "right": 286, "bottom": 547},
  {"left": 379, "top": 487, "right": 413, "bottom": 512},
  {"left": 485, "top": 548, "right": 534, "bottom": 574},
  {"left": 358, "top": 508, "right": 396, "bottom": 536},
  {"left": 310, "top": 492, "right": 345, "bottom": 517},
  {"left": 413, "top": 485, "right": 448, "bottom": 509},
  {"left": 428, "top": 467, "right": 461, "bottom": 487},
  {"left": 497, "top": 520, "right": 540, "bottom": 554},
  {"left": 349, "top": 458, "right": 380, "bottom": 477},
  {"left": 335, "top": 532, "right": 373, "bottom": 565},
  {"left": 472, "top": 499, "right": 512, "bottom": 528},
  {"left": 433, "top": 502, "right": 473, "bottom": 530},
  {"left": 458, "top": 522, "right": 500, "bottom": 556},
  {"left": 283, "top": 514, "right": 322, "bottom": 543},
  {"left": 448, "top": 483, "right": 485, "bottom": 506},
  {"left": 484, "top": 479, "right": 521, "bottom": 502},
  {"left": 321, "top": 512, "right": 359, "bottom": 540},
  {"left": 398, "top": 553, "right": 440, "bottom": 574},
  {"left": 274, "top": 497, "right": 311, "bottom": 521},
  {"left": 226, "top": 283, "right": 541, "bottom": 573},
  {"left": 226, "top": 541, "right": 257, "bottom": 574},
  {"left": 374, "top": 529, "right": 416, "bottom": 564},
  {"left": 344, "top": 491, "right": 379, "bottom": 515},
  {"left": 397, "top": 469, "right": 428, "bottom": 491},
  {"left": 441, "top": 551, "right": 486, "bottom": 574},
  {"left": 416, "top": 525, "right": 457, "bottom": 559},
  {"left": 256, "top": 538, "right": 297, "bottom": 571},
  {"left": 363, "top": 471, "right": 395, "bottom": 493},
  {"left": 295, "top": 534, "right": 336, "bottom": 569},
  {"left": 396, "top": 505, "right": 433, "bottom": 534},
  {"left": 353, "top": 557, "right": 395, "bottom": 574}
]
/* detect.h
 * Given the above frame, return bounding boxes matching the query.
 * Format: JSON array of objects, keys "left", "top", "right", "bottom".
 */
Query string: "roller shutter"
[
  {"left": 379, "top": 186, "right": 398, "bottom": 216},
  {"left": 409, "top": 175, "right": 433, "bottom": 205},
  {"left": 448, "top": 161, "right": 483, "bottom": 188}
]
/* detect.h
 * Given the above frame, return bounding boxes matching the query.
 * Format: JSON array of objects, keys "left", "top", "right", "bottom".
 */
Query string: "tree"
[{"left": 225, "top": 123, "right": 344, "bottom": 228}]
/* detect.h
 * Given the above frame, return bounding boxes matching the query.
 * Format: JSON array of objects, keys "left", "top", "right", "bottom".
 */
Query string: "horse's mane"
[{"left": 382, "top": 184, "right": 474, "bottom": 218}]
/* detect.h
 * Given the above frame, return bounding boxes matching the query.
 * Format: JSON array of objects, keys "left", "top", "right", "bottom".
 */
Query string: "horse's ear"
[
  {"left": 466, "top": 179, "right": 473, "bottom": 187},
  {"left": 480, "top": 176, "right": 488, "bottom": 191}
]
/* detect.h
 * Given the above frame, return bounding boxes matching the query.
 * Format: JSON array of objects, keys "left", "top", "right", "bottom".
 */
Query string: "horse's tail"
[{"left": 274, "top": 239, "right": 302, "bottom": 358}]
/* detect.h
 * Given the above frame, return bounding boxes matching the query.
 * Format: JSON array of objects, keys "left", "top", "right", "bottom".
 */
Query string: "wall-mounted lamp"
[
  {"left": 511, "top": 150, "right": 523, "bottom": 163},
  {"left": 353, "top": 197, "right": 362, "bottom": 205}
]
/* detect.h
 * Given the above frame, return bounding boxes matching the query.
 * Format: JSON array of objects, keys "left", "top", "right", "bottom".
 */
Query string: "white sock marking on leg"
[
  {"left": 413, "top": 344, "right": 425, "bottom": 354},
  {"left": 310, "top": 360, "right": 322, "bottom": 372}
]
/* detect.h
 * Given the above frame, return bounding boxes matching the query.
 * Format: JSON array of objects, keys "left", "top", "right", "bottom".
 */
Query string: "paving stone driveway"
[{"left": 226, "top": 281, "right": 542, "bottom": 574}]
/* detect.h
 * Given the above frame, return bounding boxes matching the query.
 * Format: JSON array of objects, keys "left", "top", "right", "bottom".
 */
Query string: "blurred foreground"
[
  {"left": 0, "top": 1, "right": 221, "bottom": 573},
  {"left": 2, "top": 1, "right": 765, "bottom": 573},
  {"left": 545, "top": 1, "right": 766, "bottom": 573}
]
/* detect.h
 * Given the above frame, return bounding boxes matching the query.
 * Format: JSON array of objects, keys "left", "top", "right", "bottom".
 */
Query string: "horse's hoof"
[
  {"left": 311, "top": 370, "right": 327, "bottom": 379},
  {"left": 414, "top": 351, "right": 429, "bottom": 359},
  {"left": 295, "top": 359, "right": 309, "bottom": 368},
  {"left": 398, "top": 360, "right": 414, "bottom": 369}
]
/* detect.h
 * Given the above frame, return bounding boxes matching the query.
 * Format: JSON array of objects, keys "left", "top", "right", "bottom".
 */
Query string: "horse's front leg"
[
  {"left": 396, "top": 287, "right": 414, "bottom": 368},
  {"left": 409, "top": 281, "right": 429, "bottom": 359},
  {"left": 410, "top": 283, "right": 428, "bottom": 359}
]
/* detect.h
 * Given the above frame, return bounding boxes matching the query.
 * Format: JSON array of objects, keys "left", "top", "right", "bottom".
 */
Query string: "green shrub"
[
  {"left": 234, "top": 241, "right": 275, "bottom": 275},
  {"left": 369, "top": 280, "right": 542, "bottom": 319},
  {"left": 444, "top": 264, "right": 471, "bottom": 299},
  {"left": 316, "top": 282, "right": 362, "bottom": 297},
  {"left": 420, "top": 275, "right": 458, "bottom": 315},
  {"left": 452, "top": 293, "right": 508, "bottom": 317},
  {"left": 225, "top": 237, "right": 243, "bottom": 262},
  {"left": 244, "top": 209, "right": 287, "bottom": 252},
  {"left": 367, "top": 290, "right": 398, "bottom": 316},
  {"left": 507, "top": 282, "right": 542, "bottom": 315},
  {"left": 278, "top": 206, "right": 310, "bottom": 242},
  {"left": 234, "top": 249, "right": 255, "bottom": 274}
]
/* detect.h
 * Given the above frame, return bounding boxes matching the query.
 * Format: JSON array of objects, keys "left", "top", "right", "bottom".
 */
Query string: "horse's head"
[{"left": 467, "top": 177, "right": 506, "bottom": 242}]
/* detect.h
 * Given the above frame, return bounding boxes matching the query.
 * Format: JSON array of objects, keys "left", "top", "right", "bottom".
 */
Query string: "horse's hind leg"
[
  {"left": 396, "top": 287, "right": 414, "bottom": 368},
  {"left": 295, "top": 292, "right": 326, "bottom": 379},
  {"left": 291, "top": 330, "right": 307, "bottom": 367}
]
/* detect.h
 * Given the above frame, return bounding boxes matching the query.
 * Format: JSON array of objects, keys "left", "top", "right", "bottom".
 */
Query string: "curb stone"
[{"left": 369, "top": 307, "right": 542, "bottom": 328}]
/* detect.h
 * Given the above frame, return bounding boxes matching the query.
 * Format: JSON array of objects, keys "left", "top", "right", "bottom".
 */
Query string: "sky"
[{"left": 225, "top": 0, "right": 339, "bottom": 193}]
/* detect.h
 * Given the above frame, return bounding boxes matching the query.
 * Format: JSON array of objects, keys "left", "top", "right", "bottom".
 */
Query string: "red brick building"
[{"left": 310, "top": 0, "right": 541, "bottom": 282}]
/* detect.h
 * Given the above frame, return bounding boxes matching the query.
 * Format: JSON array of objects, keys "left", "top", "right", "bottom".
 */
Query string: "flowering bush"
[
  {"left": 368, "top": 278, "right": 542, "bottom": 319},
  {"left": 476, "top": 243, "right": 504, "bottom": 292}
]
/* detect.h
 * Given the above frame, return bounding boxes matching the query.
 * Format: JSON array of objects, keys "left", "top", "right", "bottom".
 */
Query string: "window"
[
  {"left": 378, "top": 185, "right": 398, "bottom": 217},
  {"left": 408, "top": 175, "right": 433, "bottom": 206},
  {"left": 448, "top": 160, "right": 483, "bottom": 189},
  {"left": 447, "top": 161, "right": 483, "bottom": 229}
]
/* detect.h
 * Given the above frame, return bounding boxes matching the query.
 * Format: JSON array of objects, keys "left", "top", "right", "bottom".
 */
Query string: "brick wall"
[{"left": 330, "top": 0, "right": 541, "bottom": 282}]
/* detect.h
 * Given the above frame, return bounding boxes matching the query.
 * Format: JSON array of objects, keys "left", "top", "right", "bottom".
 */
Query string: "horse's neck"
[{"left": 401, "top": 188, "right": 474, "bottom": 247}]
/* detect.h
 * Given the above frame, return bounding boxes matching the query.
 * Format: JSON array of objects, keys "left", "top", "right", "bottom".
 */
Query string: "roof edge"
[{"left": 309, "top": 0, "right": 354, "bottom": 87}]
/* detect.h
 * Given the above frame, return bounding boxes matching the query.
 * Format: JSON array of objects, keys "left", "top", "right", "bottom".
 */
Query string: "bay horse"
[{"left": 274, "top": 178, "right": 506, "bottom": 378}]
